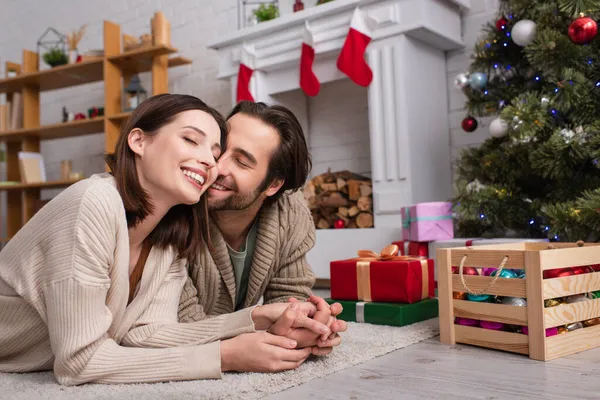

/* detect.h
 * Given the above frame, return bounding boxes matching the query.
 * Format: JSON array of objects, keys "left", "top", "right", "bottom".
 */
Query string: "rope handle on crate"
[{"left": 458, "top": 255, "right": 510, "bottom": 295}]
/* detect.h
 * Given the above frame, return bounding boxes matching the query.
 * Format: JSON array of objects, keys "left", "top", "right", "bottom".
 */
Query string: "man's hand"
[{"left": 251, "top": 302, "right": 330, "bottom": 337}]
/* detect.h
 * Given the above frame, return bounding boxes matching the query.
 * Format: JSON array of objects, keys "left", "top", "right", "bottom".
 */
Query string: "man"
[{"left": 178, "top": 101, "right": 346, "bottom": 356}]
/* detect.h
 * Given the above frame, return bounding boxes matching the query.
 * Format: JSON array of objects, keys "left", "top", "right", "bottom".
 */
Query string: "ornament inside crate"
[{"left": 437, "top": 241, "right": 600, "bottom": 361}]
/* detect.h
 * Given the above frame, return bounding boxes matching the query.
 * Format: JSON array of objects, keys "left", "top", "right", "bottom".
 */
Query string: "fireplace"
[{"left": 208, "top": 0, "right": 468, "bottom": 278}]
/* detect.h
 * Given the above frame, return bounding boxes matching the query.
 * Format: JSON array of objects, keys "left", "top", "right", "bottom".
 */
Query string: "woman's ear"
[{"left": 127, "top": 128, "right": 146, "bottom": 157}]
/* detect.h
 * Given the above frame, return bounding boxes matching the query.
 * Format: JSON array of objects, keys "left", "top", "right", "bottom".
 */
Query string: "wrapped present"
[
  {"left": 330, "top": 245, "right": 435, "bottom": 303},
  {"left": 392, "top": 241, "right": 429, "bottom": 257},
  {"left": 402, "top": 202, "right": 454, "bottom": 242},
  {"left": 325, "top": 298, "right": 438, "bottom": 327},
  {"left": 392, "top": 241, "right": 407, "bottom": 255}
]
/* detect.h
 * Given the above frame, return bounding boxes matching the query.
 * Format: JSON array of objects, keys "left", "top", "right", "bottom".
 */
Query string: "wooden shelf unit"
[
  {"left": 1, "top": 12, "right": 191, "bottom": 240},
  {"left": 0, "top": 179, "right": 82, "bottom": 191},
  {"left": 0, "top": 117, "right": 105, "bottom": 142}
]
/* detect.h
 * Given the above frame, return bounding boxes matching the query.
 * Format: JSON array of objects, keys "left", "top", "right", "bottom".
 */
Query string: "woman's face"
[{"left": 130, "top": 110, "right": 222, "bottom": 207}]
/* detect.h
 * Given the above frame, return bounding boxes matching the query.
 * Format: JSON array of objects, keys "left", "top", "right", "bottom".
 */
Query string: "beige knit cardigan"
[
  {"left": 178, "top": 190, "right": 317, "bottom": 322},
  {"left": 0, "top": 173, "right": 256, "bottom": 385}
]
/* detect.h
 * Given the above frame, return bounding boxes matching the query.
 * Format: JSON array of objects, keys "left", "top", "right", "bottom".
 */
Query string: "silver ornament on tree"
[
  {"left": 511, "top": 19, "right": 537, "bottom": 46},
  {"left": 490, "top": 117, "right": 508, "bottom": 137},
  {"left": 512, "top": 115, "right": 523, "bottom": 130},
  {"left": 454, "top": 73, "right": 469, "bottom": 89},
  {"left": 469, "top": 72, "right": 487, "bottom": 90}
]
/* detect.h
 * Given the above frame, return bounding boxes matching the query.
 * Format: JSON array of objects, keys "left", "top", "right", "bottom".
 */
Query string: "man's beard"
[{"left": 208, "top": 187, "right": 263, "bottom": 211}]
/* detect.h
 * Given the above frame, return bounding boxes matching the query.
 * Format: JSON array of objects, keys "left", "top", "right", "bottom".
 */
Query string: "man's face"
[{"left": 207, "top": 112, "right": 281, "bottom": 211}]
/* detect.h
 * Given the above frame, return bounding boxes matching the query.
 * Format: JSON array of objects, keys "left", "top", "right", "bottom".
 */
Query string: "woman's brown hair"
[{"left": 105, "top": 93, "right": 227, "bottom": 265}]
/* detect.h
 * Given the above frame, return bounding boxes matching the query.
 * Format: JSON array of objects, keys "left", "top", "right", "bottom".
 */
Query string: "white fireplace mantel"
[{"left": 208, "top": 0, "right": 469, "bottom": 279}]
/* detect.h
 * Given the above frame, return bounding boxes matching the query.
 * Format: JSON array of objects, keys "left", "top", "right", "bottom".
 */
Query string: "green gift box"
[{"left": 325, "top": 298, "right": 438, "bottom": 327}]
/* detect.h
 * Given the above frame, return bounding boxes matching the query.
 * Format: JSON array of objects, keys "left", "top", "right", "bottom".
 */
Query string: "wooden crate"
[{"left": 437, "top": 242, "right": 600, "bottom": 361}]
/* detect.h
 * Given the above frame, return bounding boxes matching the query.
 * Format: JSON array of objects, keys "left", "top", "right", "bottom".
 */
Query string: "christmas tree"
[{"left": 453, "top": 0, "right": 600, "bottom": 242}]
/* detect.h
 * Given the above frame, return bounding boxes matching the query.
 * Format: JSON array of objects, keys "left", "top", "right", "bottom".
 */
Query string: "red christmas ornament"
[
  {"left": 334, "top": 219, "right": 345, "bottom": 229},
  {"left": 572, "top": 265, "right": 594, "bottom": 275},
  {"left": 544, "top": 267, "right": 574, "bottom": 279},
  {"left": 452, "top": 266, "right": 479, "bottom": 275},
  {"left": 496, "top": 17, "right": 508, "bottom": 31},
  {"left": 568, "top": 16, "right": 598, "bottom": 45},
  {"left": 590, "top": 264, "right": 600, "bottom": 271},
  {"left": 461, "top": 116, "right": 478, "bottom": 132}
]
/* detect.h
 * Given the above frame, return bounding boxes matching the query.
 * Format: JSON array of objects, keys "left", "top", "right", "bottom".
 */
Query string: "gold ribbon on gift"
[{"left": 354, "top": 244, "right": 430, "bottom": 301}]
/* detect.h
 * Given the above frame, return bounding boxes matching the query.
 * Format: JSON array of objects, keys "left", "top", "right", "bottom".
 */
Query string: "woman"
[{"left": 0, "top": 94, "right": 330, "bottom": 385}]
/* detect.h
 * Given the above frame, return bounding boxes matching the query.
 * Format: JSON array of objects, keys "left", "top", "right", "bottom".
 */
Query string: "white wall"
[
  {"left": 446, "top": 0, "right": 501, "bottom": 185},
  {"left": 1, "top": 0, "right": 498, "bottom": 225}
]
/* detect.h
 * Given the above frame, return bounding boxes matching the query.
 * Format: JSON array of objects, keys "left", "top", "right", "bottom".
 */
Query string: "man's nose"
[{"left": 216, "top": 156, "right": 230, "bottom": 174}]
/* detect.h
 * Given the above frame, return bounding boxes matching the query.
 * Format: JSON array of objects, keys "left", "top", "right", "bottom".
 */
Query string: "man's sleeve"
[{"left": 178, "top": 274, "right": 210, "bottom": 322}]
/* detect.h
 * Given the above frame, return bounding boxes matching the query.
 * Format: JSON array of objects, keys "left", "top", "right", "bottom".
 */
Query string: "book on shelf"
[
  {"left": 18, "top": 152, "right": 46, "bottom": 183},
  {"left": 0, "top": 104, "right": 7, "bottom": 132},
  {"left": 2, "top": 93, "right": 23, "bottom": 131}
]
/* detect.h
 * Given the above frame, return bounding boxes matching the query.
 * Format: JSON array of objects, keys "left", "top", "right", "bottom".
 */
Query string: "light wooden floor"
[{"left": 269, "top": 290, "right": 600, "bottom": 399}]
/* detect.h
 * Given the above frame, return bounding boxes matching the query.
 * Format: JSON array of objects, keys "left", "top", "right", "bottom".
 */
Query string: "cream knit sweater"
[{"left": 0, "top": 173, "right": 256, "bottom": 385}]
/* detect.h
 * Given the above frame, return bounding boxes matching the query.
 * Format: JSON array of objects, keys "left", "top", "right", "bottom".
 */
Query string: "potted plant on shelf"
[
  {"left": 7, "top": 68, "right": 17, "bottom": 78},
  {"left": 43, "top": 48, "right": 68, "bottom": 67},
  {"left": 37, "top": 27, "right": 69, "bottom": 68},
  {"left": 253, "top": 3, "right": 279, "bottom": 23}
]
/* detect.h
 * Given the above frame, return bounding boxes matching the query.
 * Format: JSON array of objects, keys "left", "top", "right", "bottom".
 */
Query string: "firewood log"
[{"left": 356, "top": 212, "right": 374, "bottom": 228}]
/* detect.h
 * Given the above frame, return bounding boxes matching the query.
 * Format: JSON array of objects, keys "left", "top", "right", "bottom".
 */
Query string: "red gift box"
[
  {"left": 392, "top": 241, "right": 407, "bottom": 255},
  {"left": 330, "top": 245, "right": 435, "bottom": 304},
  {"left": 408, "top": 242, "right": 429, "bottom": 257},
  {"left": 392, "top": 241, "right": 429, "bottom": 257}
]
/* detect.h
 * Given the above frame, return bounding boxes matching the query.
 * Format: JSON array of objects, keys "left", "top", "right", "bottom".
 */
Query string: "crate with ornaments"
[
  {"left": 327, "top": 244, "right": 438, "bottom": 327},
  {"left": 437, "top": 240, "right": 600, "bottom": 361}
]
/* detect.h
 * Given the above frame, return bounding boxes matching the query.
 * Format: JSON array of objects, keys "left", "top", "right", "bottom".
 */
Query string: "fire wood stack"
[{"left": 303, "top": 169, "right": 374, "bottom": 229}]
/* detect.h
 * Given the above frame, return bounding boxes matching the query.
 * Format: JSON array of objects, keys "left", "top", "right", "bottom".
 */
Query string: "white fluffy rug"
[{"left": 0, "top": 318, "right": 439, "bottom": 400}]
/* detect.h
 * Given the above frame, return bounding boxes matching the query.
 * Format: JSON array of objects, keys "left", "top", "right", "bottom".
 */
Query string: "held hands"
[
  {"left": 220, "top": 301, "right": 322, "bottom": 373},
  {"left": 281, "top": 296, "right": 348, "bottom": 356},
  {"left": 219, "top": 296, "right": 348, "bottom": 373}
]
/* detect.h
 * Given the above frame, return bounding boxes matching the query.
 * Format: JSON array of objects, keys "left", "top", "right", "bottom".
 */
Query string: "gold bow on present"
[{"left": 353, "top": 244, "right": 429, "bottom": 302}]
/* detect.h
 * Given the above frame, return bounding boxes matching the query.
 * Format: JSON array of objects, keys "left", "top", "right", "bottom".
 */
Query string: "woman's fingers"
[
  {"left": 270, "top": 345, "right": 312, "bottom": 363},
  {"left": 263, "top": 331, "right": 298, "bottom": 349},
  {"left": 317, "top": 335, "right": 342, "bottom": 348},
  {"left": 268, "top": 303, "right": 299, "bottom": 336},
  {"left": 311, "top": 346, "right": 333, "bottom": 356},
  {"left": 329, "top": 302, "right": 343, "bottom": 317},
  {"left": 292, "top": 314, "right": 330, "bottom": 336},
  {"left": 331, "top": 318, "right": 348, "bottom": 334}
]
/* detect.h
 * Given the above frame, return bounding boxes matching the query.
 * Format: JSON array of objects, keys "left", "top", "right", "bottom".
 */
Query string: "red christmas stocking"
[
  {"left": 300, "top": 27, "right": 320, "bottom": 96},
  {"left": 236, "top": 49, "right": 255, "bottom": 102},
  {"left": 336, "top": 8, "right": 375, "bottom": 87}
]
